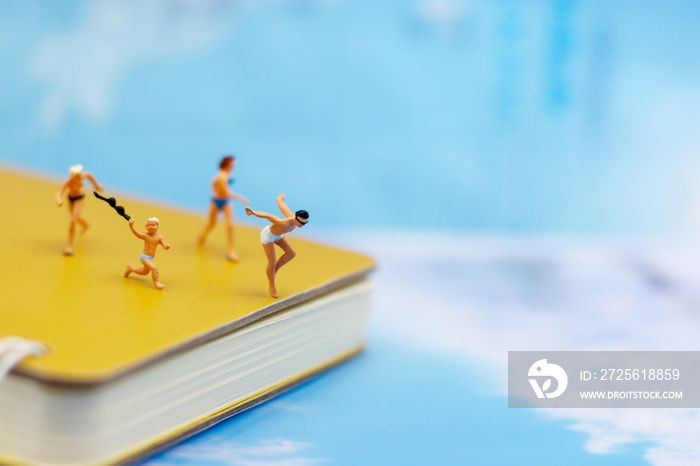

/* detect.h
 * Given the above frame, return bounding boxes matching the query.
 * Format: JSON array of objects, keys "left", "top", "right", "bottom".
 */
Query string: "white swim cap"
[
  {"left": 147, "top": 217, "right": 160, "bottom": 226},
  {"left": 69, "top": 164, "right": 84, "bottom": 177}
]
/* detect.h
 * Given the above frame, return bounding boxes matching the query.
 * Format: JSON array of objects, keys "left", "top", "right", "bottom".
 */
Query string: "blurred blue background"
[
  {"left": 4, "top": 0, "right": 700, "bottom": 232},
  {"left": 4, "top": 0, "right": 700, "bottom": 465}
]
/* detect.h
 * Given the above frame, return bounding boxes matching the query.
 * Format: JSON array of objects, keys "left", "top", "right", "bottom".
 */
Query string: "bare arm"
[
  {"left": 159, "top": 236, "right": 171, "bottom": 250},
  {"left": 84, "top": 173, "right": 103, "bottom": 193},
  {"left": 227, "top": 191, "right": 249, "bottom": 205},
  {"left": 55, "top": 180, "right": 69, "bottom": 206},
  {"left": 276, "top": 194, "right": 293, "bottom": 217},
  {"left": 245, "top": 206, "right": 283, "bottom": 223},
  {"left": 128, "top": 219, "right": 147, "bottom": 239}
]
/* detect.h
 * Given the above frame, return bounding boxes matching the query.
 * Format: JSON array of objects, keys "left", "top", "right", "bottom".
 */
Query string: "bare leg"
[
  {"left": 64, "top": 199, "right": 85, "bottom": 255},
  {"left": 262, "top": 242, "right": 278, "bottom": 298},
  {"left": 78, "top": 217, "right": 89, "bottom": 236},
  {"left": 142, "top": 258, "right": 165, "bottom": 290},
  {"left": 222, "top": 203, "right": 238, "bottom": 261},
  {"left": 274, "top": 237, "right": 296, "bottom": 273},
  {"left": 198, "top": 203, "right": 218, "bottom": 246},
  {"left": 124, "top": 264, "right": 149, "bottom": 278}
]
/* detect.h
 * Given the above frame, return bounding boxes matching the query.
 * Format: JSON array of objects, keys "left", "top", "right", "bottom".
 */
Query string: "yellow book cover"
[{"left": 0, "top": 167, "right": 375, "bottom": 465}]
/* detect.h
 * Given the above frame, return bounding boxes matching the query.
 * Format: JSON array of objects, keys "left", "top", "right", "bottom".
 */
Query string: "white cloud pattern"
[
  {"left": 27, "top": 0, "right": 235, "bottom": 129},
  {"left": 334, "top": 231, "right": 700, "bottom": 465},
  {"left": 152, "top": 437, "right": 324, "bottom": 466}
]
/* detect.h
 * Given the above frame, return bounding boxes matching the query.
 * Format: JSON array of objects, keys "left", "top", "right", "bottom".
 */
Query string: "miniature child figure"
[
  {"left": 245, "top": 194, "right": 309, "bottom": 299},
  {"left": 198, "top": 155, "right": 249, "bottom": 262},
  {"left": 124, "top": 217, "right": 171, "bottom": 290},
  {"left": 55, "top": 164, "right": 103, "bottom": 255}
]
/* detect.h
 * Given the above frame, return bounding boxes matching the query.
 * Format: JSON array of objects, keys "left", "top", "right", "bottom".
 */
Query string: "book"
[{"left": 0, "top": 167, "right": 375, "bottom": 466}]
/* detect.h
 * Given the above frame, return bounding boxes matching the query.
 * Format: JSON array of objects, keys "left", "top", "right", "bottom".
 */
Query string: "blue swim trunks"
[
  {"left": 212, "top": 197, "right": 229, "bottom": 210},
  {"left": 140, "top": 253, "right": 154, "bottom": 263}
]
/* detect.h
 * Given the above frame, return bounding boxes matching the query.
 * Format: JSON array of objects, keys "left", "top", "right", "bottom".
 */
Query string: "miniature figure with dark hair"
[
  {"left": 124, "top": 217, "right": 171, "bottom": 290},
  {"left": 245, "top": 194, "right": 309, "bottom": 299},
  {"left": 55, "top": 164, "right": 103, "bottom": 256},
  {"left": 198, "top": 155, "right": 249, "bottom": 261}
]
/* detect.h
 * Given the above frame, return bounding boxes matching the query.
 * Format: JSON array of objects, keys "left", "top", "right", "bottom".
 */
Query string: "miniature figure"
[
  {"left": 124, "top": 217, "right": 171, "bottom": 290},
  {"left": 55, "top": 164, "right": 103, "bottom": 255},
  {"left": 198, "top": 155, "right": 249, "bottom": 261},
  {"left": 245, "top": 194, "right": 309, "bottom": 299}
]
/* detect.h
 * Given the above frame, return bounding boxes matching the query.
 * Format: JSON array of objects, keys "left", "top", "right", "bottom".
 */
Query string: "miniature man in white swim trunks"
[
  {"left": 124, "top": 217, "right": 171, "bottom": 290},
  {"left": 245, "top": 194, "right": 309, "bottom": 299}
]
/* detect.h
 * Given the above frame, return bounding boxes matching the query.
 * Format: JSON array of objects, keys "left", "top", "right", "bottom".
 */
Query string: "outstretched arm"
[
  {"left": 214, "top": 175, "right": 249, "bottom": 205},
  {"left": 55, "top": 180, "right": 69, "bottom": 206},
  {"left": 245, "top": 206, "right": 283, "bottom": 223},
  {"left": 84, "top": 172, "right": 103, "bottom": 193},
  {"left": 276, "top": 194, "right": 294, "bottom": 217},
  {"left": 128, "top": 218, "right": 147, "bottom": 239},
  {"left": 159, "top": 236, "right": 171, "bottom": 250},
  {"left": 226, "top": 189, "right": 249, "bottom": 205}
]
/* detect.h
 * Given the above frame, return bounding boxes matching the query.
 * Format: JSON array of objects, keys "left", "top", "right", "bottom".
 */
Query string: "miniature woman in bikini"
[
  {"left": 55, "top": 164, "right": 103, "bottom": 255},
  {"left": 198, "top": 155, "right": 249, "bottom": 261},
  {"left": 245, "top": 194, "right": 309, "bottom": 299},
  {"left": 124, "top": 217, "right": 171, "bottom": 290}
]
